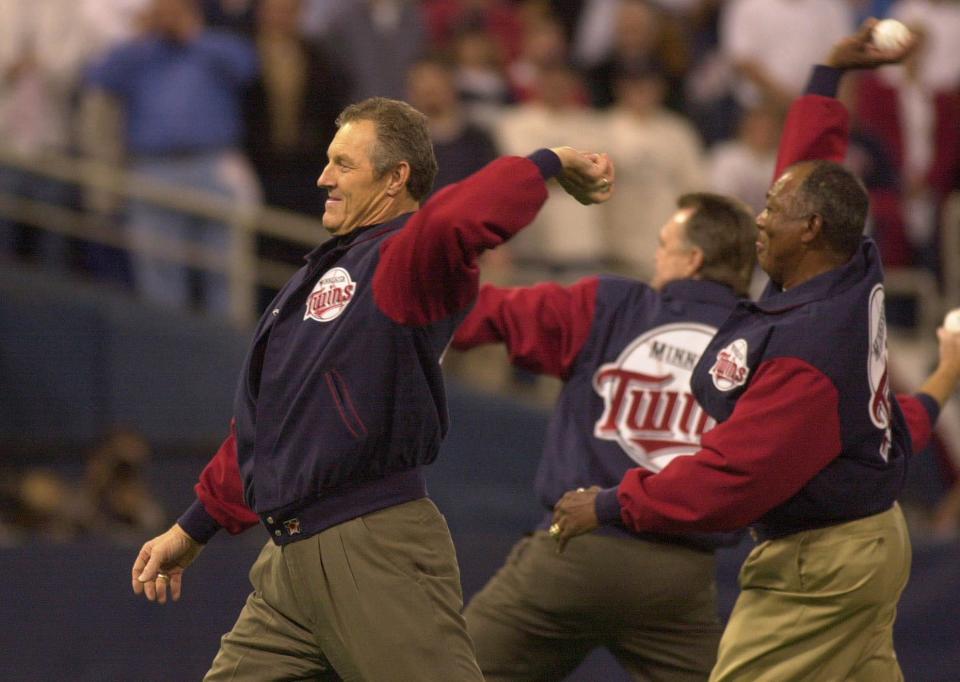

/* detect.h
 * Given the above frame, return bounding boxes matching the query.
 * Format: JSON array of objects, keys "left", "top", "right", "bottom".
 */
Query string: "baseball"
[
  {"left": 944, "top": 308, "right": 960, "bottom": 333},
  {"left": 872, "top": 19, "right": 911, "bottom": 52}
]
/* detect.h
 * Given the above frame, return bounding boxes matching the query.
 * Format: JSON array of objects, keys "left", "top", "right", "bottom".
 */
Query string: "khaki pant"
[
  {"left": 711, "top": 504, "right": 911, "bottom": 682},
  {"left": 204, "top": 498, "right": 483, "bottom": 681},
  {"left": 466, "top": 530, "right": 722, "bottom": 681}
]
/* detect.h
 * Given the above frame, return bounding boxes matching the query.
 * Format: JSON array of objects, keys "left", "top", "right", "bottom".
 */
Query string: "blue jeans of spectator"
[{"left": 127, "top": 151, "right": 259, "bottom": 316}]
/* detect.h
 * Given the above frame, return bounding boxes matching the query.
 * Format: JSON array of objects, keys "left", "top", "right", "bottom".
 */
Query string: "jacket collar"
[
  {"left": 752, "top": 237, "right": 879, "bottom": 314},
  {"left": 660, "top": 278, "right": 741, "bottom": 307},
  {"left": 303, "top": 212, "right": 413, "bottom": 264}
]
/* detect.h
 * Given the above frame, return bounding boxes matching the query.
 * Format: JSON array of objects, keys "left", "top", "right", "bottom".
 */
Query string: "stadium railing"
[{"left": 0, "top": 144, "right": 325, "bottom": 326}]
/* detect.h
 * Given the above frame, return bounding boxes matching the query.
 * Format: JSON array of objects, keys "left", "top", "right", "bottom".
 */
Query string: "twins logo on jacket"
[
  {"left": 594, "top": 323, "right": 717, "bottom": 472},
  {"left": 304, "top": 267, "right": 356, "bottom": 322},
  {"left": 867, "top": 283, "right": 893, "bottom": 461}
]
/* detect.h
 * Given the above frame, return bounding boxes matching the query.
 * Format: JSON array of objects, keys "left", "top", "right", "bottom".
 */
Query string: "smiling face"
[
  {"left": 651, "top": 207, "right": 702, "bottom": 290},
  {"left": 316, "top": 120, "right": 396, "bottom": 236},
  {"left": 756, "top": 167, "right": 814, "bottom": 288}
]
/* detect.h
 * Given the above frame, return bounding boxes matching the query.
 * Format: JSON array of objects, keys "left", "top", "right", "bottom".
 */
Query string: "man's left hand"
[{"left": 551, "top": 485, "right": 601, "bottom": 552}]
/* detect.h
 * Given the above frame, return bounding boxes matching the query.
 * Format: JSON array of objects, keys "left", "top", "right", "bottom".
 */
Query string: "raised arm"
[
  {"left": 374, "top": 148, "right": 613, "bottom": 327},
  {"left": 774, "top": 18, "right": 918, "bottom": 178}
]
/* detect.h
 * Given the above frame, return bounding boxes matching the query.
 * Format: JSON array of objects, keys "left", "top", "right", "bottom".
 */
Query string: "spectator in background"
[
  {"left": 406, "top": 56, "right": 499, "bottom": 197},
  {"left": 583, "top": 0, "right": 688, "bottom": 110},
  {"left": 0, "top": 469, "right": 86, "bottom": 543},
  {"left": 0, "top": 0, "right": 93, "bottom": 271},
  {"left": 843, "top": 126, "right": 910, "bottom": 270},
  {"left": 496, "top": 62, "right": 608, "bottom": 282},
  {"left": 450, "top": 27, "right": 514, "bottom": 127},
  {"left": 707, "top": 101, "right": 784, "bottom": 216},
  {"left": 83, "top": 428, "right": 166, "bottom": 542},
  {"left": 422, "top": 0, "right": 525, "bottom": 64},
  {"left": 73, "top": 0, "right": 156, "bottom": 287},
  {"left": 721, "top": 0, "right": 852, "bottom": 112},
  {"left": 244, "top": 0, "right": 347, "bottom": 216},
  {"left": 244, "top": 0, "right": 347, "bottom": 308},
  {"left": 680, "top": 0, "right": 741, "bottom": 145},
  {"left": 508, "top": 16, "right": 574, "bottom": 102},
  {"left": 0, "top": 428, "right": 164, "bottom": 545},
  {"left": 86, "top": 0, "right": 261, "bottom": 316},
  {"left": 852, "top": 25, "right": 960, "bottom": 275},
  {"left": 603, "top": 63, "right": 706, "bottom": 281},
  {"left": 324, "top": 0, "right": 427, "bottom": 102}
]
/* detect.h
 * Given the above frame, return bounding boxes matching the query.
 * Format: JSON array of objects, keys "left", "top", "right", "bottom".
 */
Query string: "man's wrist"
[
  {"left": 527, "top": 148, "right": 562, "bottom": 180},
  {"left": 804, "top": 65, "right": 844, "bottom": 98},
  {"left": 595, "top": 486, "right": 623, "bottom": 525}
]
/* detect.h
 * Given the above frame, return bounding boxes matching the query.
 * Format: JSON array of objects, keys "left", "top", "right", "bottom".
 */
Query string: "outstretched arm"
[
  {"left": 452, "top": 278, "right": 599, "bottom": 379},
  {"left": 374, "top": 148, "right": 614, "bottom": 327}
]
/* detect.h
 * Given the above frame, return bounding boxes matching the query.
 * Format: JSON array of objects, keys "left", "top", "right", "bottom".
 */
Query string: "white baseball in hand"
[
  {"left": 872, "top": 19, "right": 911, "bottom": 52},
  {"left": 944, "top": 308, "right": 960, "bottom": 333}
]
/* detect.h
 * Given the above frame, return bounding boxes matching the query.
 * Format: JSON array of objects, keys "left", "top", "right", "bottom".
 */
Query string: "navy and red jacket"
[
  {"left": 453, "top": 277, "right": 744, "bottom": 551},
  {"left": 596, "top": 69, "right": 940, "bottom": 539},
  {"left": 454, "top": 66, "right": 871, "bottom": 551},
  {"left": 177, "top": 150, "right": 563, "bottom": 545}
]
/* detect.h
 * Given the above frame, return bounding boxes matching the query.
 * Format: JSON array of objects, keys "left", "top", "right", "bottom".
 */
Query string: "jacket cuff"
[
  {"left": 595, "top": 486, "right": 624, "bottom": 525},
  {"left": 915, "top": 392, "right": 942, "bottom": 427},
  {"left": 527, "top": 148, "right": 562, "bottom": 180},
  {"left": 177, "top": 498, "right": 222, "bottom": 544},
  {"left": 804, "top": 65, "right": 843, "bottom": 98}
]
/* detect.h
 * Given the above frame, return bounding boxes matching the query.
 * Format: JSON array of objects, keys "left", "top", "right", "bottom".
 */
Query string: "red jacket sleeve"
[
  {"left": 178, "top": 421, "right": 260, "bottom": 542},
  {"left": 774, "top": 94, "right": 850, "bottom": 179},
  {"left": 373, "top": 156, "right": 549, "bottom": 326},
  {"left": 613, "top": 358, "right": 842, "bottom": 533},
  {"left": 451, "top": 278, "right": 600, "bottom": 379}
]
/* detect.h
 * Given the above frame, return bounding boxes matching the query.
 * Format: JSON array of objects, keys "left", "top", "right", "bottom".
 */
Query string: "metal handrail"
[{"left": 0, "top": 145, "right": 327, "bottom": 325}]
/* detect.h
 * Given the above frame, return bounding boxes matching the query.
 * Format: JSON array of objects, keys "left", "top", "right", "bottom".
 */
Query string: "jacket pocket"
[{"left": 324, "top": 370, "right": 368, "bottom": 439}]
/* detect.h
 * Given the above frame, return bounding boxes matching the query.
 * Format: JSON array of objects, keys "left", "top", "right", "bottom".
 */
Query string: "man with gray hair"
[{"left": 128, "top": 96, "right": 614, "bottom": 681}]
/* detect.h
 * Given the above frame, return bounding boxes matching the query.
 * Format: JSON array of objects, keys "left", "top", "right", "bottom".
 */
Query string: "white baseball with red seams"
[
  {"left": 872, "top": 19, "right": 911, "bottom": 52},
  {"left": 944, "top": 308, "right": 960, "bottom": 333}
]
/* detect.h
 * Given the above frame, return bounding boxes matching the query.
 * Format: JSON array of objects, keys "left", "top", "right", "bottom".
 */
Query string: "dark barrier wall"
[
  {"left": 0, "top": 264, "right": 248, "bottom": 448},
  {"left": 2, "top": 384, "right": 959, "bottom": 681}
]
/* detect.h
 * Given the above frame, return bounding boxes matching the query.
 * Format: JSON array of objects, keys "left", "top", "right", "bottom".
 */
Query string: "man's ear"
[
  {"left": 687, "top": 246, "right": 705, "bottom": 278},
  {"left": 386, "top": 161, "right": 412, "bottom": 197},
  {"left": 801, "top": 213, "right": 824, "bottom": 246}
]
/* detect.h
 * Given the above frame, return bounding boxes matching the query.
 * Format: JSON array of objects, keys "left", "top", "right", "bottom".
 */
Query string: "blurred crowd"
[
  {"left": 0, "top": 0, "right": 957, "bottom": 311},
  {"left": 0, "top": 0, "right": 958, "bottom": 538}
]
